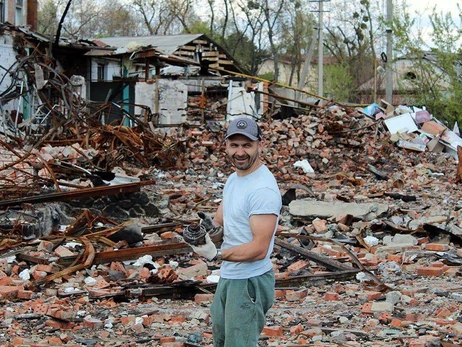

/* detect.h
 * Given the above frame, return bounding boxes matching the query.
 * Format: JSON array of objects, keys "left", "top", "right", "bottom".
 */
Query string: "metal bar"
[
  {"left": 93, "top": 242, "right": 191, "bottom": 264},
  {"left": 0, "top": 180, "right": 156, "bottom": 209}
]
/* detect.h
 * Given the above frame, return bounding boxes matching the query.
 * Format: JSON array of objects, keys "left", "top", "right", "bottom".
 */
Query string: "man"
[{"left": 187, "top": 116, "right": 282, "bottom": 347}]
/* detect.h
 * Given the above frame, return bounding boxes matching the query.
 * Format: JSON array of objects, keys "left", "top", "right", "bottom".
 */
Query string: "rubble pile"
[{"left": 0, "top": 104, "right": 462, "bottom": 346}]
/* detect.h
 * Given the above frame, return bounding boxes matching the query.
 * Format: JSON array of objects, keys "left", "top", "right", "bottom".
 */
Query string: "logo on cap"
[{"left": 236, "top": 120, "right": 248, "bottom": 129}]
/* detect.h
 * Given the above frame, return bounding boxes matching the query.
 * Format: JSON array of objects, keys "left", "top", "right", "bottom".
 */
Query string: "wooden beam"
[{"left": 274, "top": 237, "right": 353, "bottom": 272}]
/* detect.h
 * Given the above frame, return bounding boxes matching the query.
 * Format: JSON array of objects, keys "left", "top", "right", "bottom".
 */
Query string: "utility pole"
[
  {"left": 296, "top": 27, "right": 319, "bottom": 102},
  {"left": 385, "top": 0, "right": 393, "bottom": 103},
  {"left": 309, "top": 0, "right": 329, "bottom": 98},
  {"left": 318, "top": 0, "right": 324, "bottom": 97}
]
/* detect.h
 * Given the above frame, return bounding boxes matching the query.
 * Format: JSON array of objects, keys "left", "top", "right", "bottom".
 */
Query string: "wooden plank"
[
  {"left": 17, "top": 252, "right": 50, "bottom": 265},
  {"left": 176, "top": 51, "right": 195, "bottom": 57},
  {"left": 274, "top": 237, "right": 353, "bottom": 272},
  {"left": 178, "top": 45, "right": 196, "bottom": 51},
  {"left": 275, "top": 269, "right": 359, "bottom": 287},
  {"left": 218, "top": 59, "right": 234, "bottom": 65},
  {"left": 202, "top": 51, "right": 219, "bottom": 57}
]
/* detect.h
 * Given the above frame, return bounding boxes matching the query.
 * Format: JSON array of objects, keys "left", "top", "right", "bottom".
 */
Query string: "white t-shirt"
[{"left": 220, "top": 164, "right": 282, "bottom": 279}]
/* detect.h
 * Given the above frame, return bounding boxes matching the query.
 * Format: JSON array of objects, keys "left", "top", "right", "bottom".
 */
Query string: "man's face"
[{"left": 225, "top": 134, "right": 262, "bottom": 173}]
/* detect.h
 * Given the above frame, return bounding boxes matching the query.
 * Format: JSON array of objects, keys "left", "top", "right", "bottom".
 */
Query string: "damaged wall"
[
  {"left": 135, "top": 79, "right": 187, "bottom": 124},
  {"left": 0, "top": 31, "right": 19, "bottom": 116}
]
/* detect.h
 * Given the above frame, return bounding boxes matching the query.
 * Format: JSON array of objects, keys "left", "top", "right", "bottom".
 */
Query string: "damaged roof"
[{"left": 98, "top": 34, "right": 206, "bottom": 54}]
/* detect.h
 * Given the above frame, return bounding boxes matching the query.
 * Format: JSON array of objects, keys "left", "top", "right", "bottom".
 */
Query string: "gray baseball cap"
[{"left": 225, "top": 117, "right": 261, "bottom": 141}]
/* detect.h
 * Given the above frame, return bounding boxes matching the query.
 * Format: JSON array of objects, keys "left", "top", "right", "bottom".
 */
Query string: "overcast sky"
[
  {"left": 405, "top": 0, "right": 460, "bottom": 14},
  {"left": 396, "top": 0, "right": 461, "bottom": 46}
]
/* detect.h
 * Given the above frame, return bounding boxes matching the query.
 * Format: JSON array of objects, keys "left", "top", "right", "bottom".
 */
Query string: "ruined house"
[{"left": 0, "top": 25, "right": 265, "bottom": 134}]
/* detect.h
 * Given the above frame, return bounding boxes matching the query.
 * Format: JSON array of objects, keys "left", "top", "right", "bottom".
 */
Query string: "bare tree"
[
  {"left": 38, "top": 0, "right": 66, "bottom": 36},
  {"left": 131, "top": 0, "right": 175, "bottom": 35}
]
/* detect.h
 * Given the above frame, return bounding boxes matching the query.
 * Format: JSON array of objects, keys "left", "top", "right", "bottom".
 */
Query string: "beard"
[{"left": 229, "top": 152, "right": 259, "bottom": 171}]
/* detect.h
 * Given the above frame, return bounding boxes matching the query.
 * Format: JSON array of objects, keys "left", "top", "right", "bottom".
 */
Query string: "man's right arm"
[{"left": 213, "top": 202, "right": 224, "bottom": 227}]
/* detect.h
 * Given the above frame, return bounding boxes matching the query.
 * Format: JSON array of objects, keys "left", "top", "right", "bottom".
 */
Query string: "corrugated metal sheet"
[{"left": 98, "top": 34, "right": 204, "bottom": 54}]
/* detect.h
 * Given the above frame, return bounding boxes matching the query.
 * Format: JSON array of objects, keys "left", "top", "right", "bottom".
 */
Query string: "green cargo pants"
[{"left": 210, "top": 270, "right": 275, "bottom": 347}]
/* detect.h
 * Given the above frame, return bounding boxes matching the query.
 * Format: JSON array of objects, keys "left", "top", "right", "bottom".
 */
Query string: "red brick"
[
  {"left": 425, "top": 243, "right": 449, "bottom": 251},
  {"left": 306, "top": 318, "right": 322, "bottom": 326},
  {"left": 131, "top": 323, "right": 144, "bottom": 333},
  {"left": 406, "top": 313, "right": 426, "bottom": 322},
  {"left": 35, "top": 264, "right": 53, "bottom": 273},
  {"left": 416, "top": 266, "right": 444, "bottom": 277},
  {"left": 17, "top": 289, "right": 33, "bottom": 300},
  {"left": 160, "top": 337, "right": 176, "bottom": 343},
  {"left": 83, "top": 316, "right": 103, "bottom": 329},
  {"left": 160, "top": 231, "right": 178, "bottom": 240},
  {"left": 363, "top": 291, "right": 383, "bottom": 301},
  {"left": 0, "top": 285, "right": 21, "bottom": 300},
  {"left": 0, "top": 259, "right": 8, "bottom": 273},
  {"left": 38, "top": 240, "right": 54, "bottom": 251},
  {"left": 194, "top": 293, "right": 214, "bottom": 303},
  {"left": 361, "top": 302, "right": 373, "bottom": 315},
  {"left": 312, "top": 219, "right": 327, "bottom": 232},
  {"left": 169, "top": 315, "right": 186, "bottom": 324},
  {"left": 142, "top": 315, "right": 153, "bottom": 326},
  {"left": 31, "top": 268, "right": 47, "bottom": 279},
  {"left": 45, "top": 319, "right": 75, "bottom": 330},
  {"left": 435, "top": 308, "right": 451, "bottom": 318},
  {"left": 54, "top": 245, "right": 75, "bottom": 257},
  {"left": 47, "top": 337, "right": 63, "bottom": 344},
  {"left": 262, "top": 325, "right": 283, "bottom": 337},
  {"left": 110, "top": 261, "right": 128, "bottom": 276},
  {"left": 274, "top": 272, "right": 289, "bottom": 280},
  {"left": 160, "top": 343, "right": 184, "bottom": 347},
  {"left": 121, "top": 315, "right": 136, "bottom": 325},
  {"left": 287, "top": 260, "right": 310, "bottom": 273},
  {"left": 324, "top": 292, "right": 339, "bottom": 301},
  {"left": 286, "top": 289, "right": 308, "bottom": 302},
  {"left": 139, "top": 267, "right": 151, "bottom": 279},
  {"left": 290, "top": 324, "right": 304, "bottom": 335},
  {"left": 177, "top": 260, "right": 208, "bottom": 278},
  {"left": 390, "top": 318, "right": 403, "bottom": 327},
  {"left": 444, "top": 266, "right": 460, "bottom": 276},
  {"left": 408, "top": 339, "right": 426, "bottom": 347},
  {"left": 387, "top": 254, "right": 402, "bottom": 262},
  {"left": 274, "top": 289, "right": 286, "bottom": 299}
]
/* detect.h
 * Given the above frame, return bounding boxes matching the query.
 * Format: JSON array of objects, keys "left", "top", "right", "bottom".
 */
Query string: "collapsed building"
[{"left": 1, "top": 22, "right": 462, "bottom": 347}]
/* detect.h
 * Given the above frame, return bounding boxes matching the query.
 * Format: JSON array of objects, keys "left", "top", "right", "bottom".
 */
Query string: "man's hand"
[
  {"left": 189, "top": 233, "right": 217, "bottom": 261},
  {"left": 198, "top": 212, "right": 224, "bottom": 243},
  {"left": 198, "top": 212, "right": 217, "bottom": 231}
]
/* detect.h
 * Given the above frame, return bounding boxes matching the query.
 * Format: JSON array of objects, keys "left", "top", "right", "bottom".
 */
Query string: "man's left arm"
[{"left": 221, "top": 213, "right": 278, "bottom": 262}]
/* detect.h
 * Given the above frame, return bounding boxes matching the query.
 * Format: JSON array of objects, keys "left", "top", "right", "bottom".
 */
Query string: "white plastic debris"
[
  {"left": 364, "top": 235, "right": 379, "bottom": 247},
  {"left": 356, "top": 272, "right": 367, "bottom": 282},
  {"left": 63, "top": 287, "right": 80, "bottom": 293},
  {"left": 2, "top": 255, "right": 16, "bottom": 263},
  {"left": 293, "top": 159, "right": 315, "bottom": 174},
  {"left": 84, "top": 277, "right": 97, "bottom": 286},
  {"left": 64, "top": 242, "right": 81, "bottom": 248},
  {"left": 206, "top": 274, "right": 220, "bottom": 283},
  {"left": 206, "top": 269, "right": 221, "bottom": 283},
  {"left": 133, "top": 255, "right": 159, "bottom": 268},
  {"left": 168, "top": 260, "right": 179, "bottom": 269},
  {"left": 19, "top": 269, "right": 31, "bottom": 280}
]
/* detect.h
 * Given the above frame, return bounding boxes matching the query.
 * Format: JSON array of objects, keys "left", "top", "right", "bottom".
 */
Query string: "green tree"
[
  {"left": 391, "top": 1, "right": 462, "bottom": 127},
  {"left": 324, "top": 63, "right": 354, "bottom": 102},
  {"left": 324, "top": 0, "right": 381, "bottom": 101},
  {"left": 38, "top": 0, "right": 63, "bottom": 36}
]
